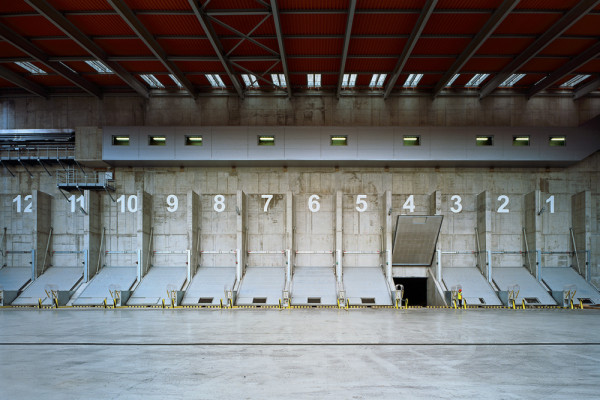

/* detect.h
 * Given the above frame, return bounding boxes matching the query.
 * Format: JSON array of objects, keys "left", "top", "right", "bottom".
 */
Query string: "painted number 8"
[{"left": 214, "top": 195, "right": 225, "bottom": 212}]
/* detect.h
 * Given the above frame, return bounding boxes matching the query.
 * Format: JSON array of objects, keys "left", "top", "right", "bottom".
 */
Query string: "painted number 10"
[{"left": 117, "top": 195, "right": 138, "bottom": 213}]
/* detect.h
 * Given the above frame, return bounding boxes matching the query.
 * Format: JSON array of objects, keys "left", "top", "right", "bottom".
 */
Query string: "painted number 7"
[{"left": 261, "top": 194, "right": 273, "bottom": 212}]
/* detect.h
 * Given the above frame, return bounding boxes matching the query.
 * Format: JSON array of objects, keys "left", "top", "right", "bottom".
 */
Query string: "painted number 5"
[{"left": 356, "top": 195, "right": 367, "bottom": 213}]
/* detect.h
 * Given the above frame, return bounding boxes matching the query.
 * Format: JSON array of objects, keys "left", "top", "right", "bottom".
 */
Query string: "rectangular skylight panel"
[
  {"left": 271, "top": 73, "right": 286, "bottom": 88},
  {"left": 369, "top": 74, "right": 378, "bottom": 87},
  {"left": 446, "top": 74, "right": 460, "bottom": 87},
  {"left": 242, "top": 74, "right": 258, "bottom": 88},
  {"left": 376, "top": 74, "right": 386, "bottom": 86},
  {"left": 342, "top": 73, "right": 356, "bottom": 88},
  {"left": 465, "top": 73, "right": 489, "bottom": 87},
  {"left": 140, "top": 74, "right": 164, "bottom": 89},
  {"left": 342, "top": 74, "right": 349, "bottom": 87},
  {"left": 85, "top": 60, "right": 112, "bottom": 74},
  {"left": 271, "top": 74, "right": 280, "bottom": 86},
  {"left": 307, "top": 74, "right": 321, "bottom": 88},
  {"left": 15, "top": 61, "right": 47, "bottom": 75},
  {"left": 559, "top": 74, "right": 590, "bottom": 88},
  {"left": 348, "top": 74, "right": 357, "bottom": 87},
  {"left": 206, "top": 74, "right": 225, "bottom": 88},
  {"left": 403, "top": 73, "right": 423, "bottom": 87},
  {"left": 169, "top": 74, "right": 183, "bottom": 89},
  {"left": 500, "top": 73, "right": 525, "bottom": 87}
]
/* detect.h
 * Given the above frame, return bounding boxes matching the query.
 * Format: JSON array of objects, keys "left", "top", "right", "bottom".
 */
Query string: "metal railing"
[{"left": 0, "top": 145, "right": 75, "bottom": 161}]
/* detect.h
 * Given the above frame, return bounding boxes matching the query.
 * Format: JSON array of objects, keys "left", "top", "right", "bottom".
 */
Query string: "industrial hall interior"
[{"left": 0, "top": 0, "right": 600, "bottom": 399}]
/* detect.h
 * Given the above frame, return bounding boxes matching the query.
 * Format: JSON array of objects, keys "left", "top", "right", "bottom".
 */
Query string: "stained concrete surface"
[{"left": 0, "top": 309, "right": 599, "bottom": 399}]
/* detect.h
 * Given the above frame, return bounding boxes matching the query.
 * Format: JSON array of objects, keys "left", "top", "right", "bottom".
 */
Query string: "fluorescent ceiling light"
[
  {"left": 308, "top": 74, "right": 321, "bottom": 88},
  {"left": 85, "top": 60, "right": 112, "bottom": 74},
  {"left": 169, "top": 74, "right": 183, "bottom": 89},
  {"left": 514, "top": 137, "right": 529, "bottom": 141},
  {"left": 403, "top": 74, "right": 423, "bottom": 87},
  {"left": 241, "top": 74, "right": 259, "bottom": 88},
  {"left": 499, "top": 73, "right": 525, "bottom": 87},
  {"left": 446, "top": 74, "right": 460, "bottom": 87},
  {"left": 15, "top": 61, "right": 47, "bottom": 75},
  {"left": 258, "top": 135, "right": 275, "bottom": 146},
  {"left": 465, "top": 73, "right": 489, "bottom": 87},
  {"left": 185, "top": 136, "right": 203, "bottom": 146},
  {"left": 206, "top": 74, "right": 226, "bottom": 88},
  {"left": 140, "top": 74, "right": 164, "bottom": 89},
  {"left": 559, "top": 75, "right": 590, "bottom": 88},
  {"left": 550, "top": 137, "right": 565, "bottom": 141},
  {"left": 114, "top": 137, "right": 129, "bottom": 141},
  {"left": 271, "top": 73, "right": 286, "bottom": 88}
]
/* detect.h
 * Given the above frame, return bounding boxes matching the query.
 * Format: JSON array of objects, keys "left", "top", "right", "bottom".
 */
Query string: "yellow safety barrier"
[
  {"left": 38, "top": 299, "right": 42, "bottom": 309},
  {"left": 103, "top": 298, "right": 107, "bottom": 308},
  {"left": 522, "top": 299, "right": 526, "bottom": 309}
]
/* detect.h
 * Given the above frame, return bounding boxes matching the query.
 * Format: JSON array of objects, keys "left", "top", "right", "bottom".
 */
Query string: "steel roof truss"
[
  {"left": 230, "top": 60, "right": 285, "bottom": 91},
  {"left": 0, "top": 64, "right": 47, "bottom": 98},
  {"left": 573, "top": 75, "right": 600, "bottom": 100},
  {"left": 226, "top": 13, "right": 271, "bottom": 57},
  {"left": 336, "top": 0, "right": 357, "bottom": 99},
  {"left": 270, "top": 0, "right": 292, "bottom": 99},
  {"left": 208, "top": 15, "right": 279, "bottom": 56}
]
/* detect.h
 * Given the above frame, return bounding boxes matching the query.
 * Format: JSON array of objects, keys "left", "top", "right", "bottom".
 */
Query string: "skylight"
[
  {"left": 271, "top": 74, "right": 286, "bottom": 88},
  {"left": 342, "top": 73, "right": 357, "bottom": 88},
  {"left": 307, "top": 74, "right": 321, "bottom": 88},
  {"left": 85, "top": 60, "right": 112, "bottom": 74},
  {"left": 559, "top": 75, "right": 590, "bottom": 88},
  {"left": 15, "top": 61, "right": 46, "bottom": 75},
  {"left": 446, "top": 74, "right": 460, "bottom": 87},
  {"left": 169, "top": 74, "right": 183, "bottom": 89},
  {"left": 465, "top": 73, "right": 489, "bottom": 87},
  {"left": 499, "top": 74, "right": 526, "bottom": 87},
  {"left": 369, "top": 74, "right": 386, "bottom": 88},
  {"left": 140, "top": 74, "right": 164, "bottom": 89},
  {"left": 241, "top": 74, "right": 259, "bottom": 88},
  {"left": 403, "top": 74, "right": 423, "bottom": 88},
  {"left": 206, "top": 74, "right": 226, "bottom": 88}
]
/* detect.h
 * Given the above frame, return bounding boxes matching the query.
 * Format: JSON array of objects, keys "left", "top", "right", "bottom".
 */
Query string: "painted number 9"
[
  {"left": 166, "top": 195, "right": 178, "bottom": 213},
  {"left": 214, "top": 195, "right": 225, "bottom": 213},
  {"left": 308, "top": 194, "right": 320, "bottom": 213}
]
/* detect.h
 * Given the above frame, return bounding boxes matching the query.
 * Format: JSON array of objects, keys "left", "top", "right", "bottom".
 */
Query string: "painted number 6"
[{"left": 308, "top": 194, "right": 320, "bottom": 213}]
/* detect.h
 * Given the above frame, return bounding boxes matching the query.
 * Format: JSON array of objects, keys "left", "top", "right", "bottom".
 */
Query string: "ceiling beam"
[
  {"left": 432, "top": 0, "right": 520, "bottom": 97},
  {"left": 105, "top": 0, "right": 197, "bottom": 98},
  {"left": 0, "top": 65, "right": 47, "bottom": 98},
  {"left": 0, "top": 22, "right": 102, "bottom": 98},
  {"left": 573, "top": 75, "right": 600, "bottom": 100},
  {"left": 24, "top": 0, "right": 149, "bottom": 98},
  {"left": 187, "top": 0, "right": 244, "bottom": 98},
  {"left": 383, "top": 0, "right": 438, "bottom": 99},
  {"left": 527, "top": 41, "right": 600, "bottom": 98},
  {"left": 479, "top": 0, "right": 600, "bottom": 99},
  {"left": 336, "top": 0, "right": 357, "bottom": 99},
  {"left": 270, "top": 0, "right": 292, "bottom": 99}
]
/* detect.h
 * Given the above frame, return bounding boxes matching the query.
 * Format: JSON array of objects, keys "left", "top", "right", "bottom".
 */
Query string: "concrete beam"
[
  {"left": 476, "top": 191, "right": 492, "bottom": 280},
  {"left": 571, "top": 191, "right": 591, "bottom": 280},
  {"left": 187, "top": 191, "right": 200, "bottom": 279},
  {"left": 137, "top": 191, "right": 152, "bottom": 278},
  {"left": 236, "top": 190, "right": 247, "bottom": 282},
  {"left": 523, "top": 190, "right": 542, "bottom": 278},
  {"left": 335, "top": 191, "right": 343, "bottom": 283}
]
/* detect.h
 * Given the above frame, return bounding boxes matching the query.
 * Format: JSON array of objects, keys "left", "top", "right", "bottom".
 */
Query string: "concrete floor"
[{"left": 1, "top": 309, "right": 599, "bottom": 399}]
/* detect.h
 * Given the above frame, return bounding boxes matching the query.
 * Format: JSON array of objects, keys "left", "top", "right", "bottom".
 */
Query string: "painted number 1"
[{"left": 545, "top": 195, "right": 555, "bottom": 214}]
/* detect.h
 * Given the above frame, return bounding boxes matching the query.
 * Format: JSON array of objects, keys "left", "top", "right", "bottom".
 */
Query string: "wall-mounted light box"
[
  {"left": 112, "top": 135, "right": 129, "bottom": 146},
  {"left": 476, "top": 136, "right": 493, "bottom": 146},
  {"left": 549, "top": 136, "right": 566, "bottom": 147},
  {"left": 185, "top": 135, "right": 203, "bottom": 146},
  {"left": 148, "top": 135, "right": 166, "bottom": 146},
  {"left": 512, "top": 136, "right": 530, "bottom": 146},
  {"left": 258, "top": 135, "right": 275, "bottom": 146},
  {"left": 330, "top": 135, "right": 347, "bottom": 146},
  {"left": 403, "top": 135, "right": 420, "bottom": 146}
]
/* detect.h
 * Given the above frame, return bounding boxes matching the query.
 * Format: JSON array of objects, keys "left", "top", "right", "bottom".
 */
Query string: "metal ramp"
[
  {"left": 541, "top": 267, "right": 600, "bottom": 306},
  {"left": 0, "top": 267, "right": 31, "bottom": 305},
  {"left": 181, "top": 267, "right": 236, "bottom": 306},
  {"left": 127, "top": 266, "right": 187, "bottom": 306},
  {"left": 492, "top": 267, "right": 556, "bottom": 306},
  {"left": 443, "top": 267, "right": 502, "bottom": 306},
  {"left": 393, "top": 215, "right": 443, "bottom": 266},
  {"left": 343, "top": 267, "right": 392, "bottom": 306},
  {"left": 237, "top": 267, "right": 285, "bottom": 306},
  {"left": 291, "top": 267, "right": 337, "bottom": 306},
  {"left": 12, "top": 267, "right": 82, "bottom": 306},
  {"left": 72, "top": 266, "right": 137, "bottom": 306}
]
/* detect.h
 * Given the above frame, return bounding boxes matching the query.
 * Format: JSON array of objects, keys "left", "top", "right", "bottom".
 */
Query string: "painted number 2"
[
  {"left": 497, "top": 195, "right": 509, "bottom": 213},
  {"left": 12, "top": 195, "right": 32, "bottom": 213}
]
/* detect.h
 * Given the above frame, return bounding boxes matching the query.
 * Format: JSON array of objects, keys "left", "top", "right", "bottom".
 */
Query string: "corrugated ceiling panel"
[
  {"left": 287, "top": 58, "right": 340, "bottom": 72},
  {"left": 85, "top": 74, "right": 129, "bottom": 86},
  {"left": 28, "top": 74, "right": 73, "bottom": 86},
  {"left": 31, "top": 39, "right": 89, "bottom": 56},
  {"left": 48, "top": 0, "right": 112, "bottom": 11},
  {"left": 564, "top": 16, "right": 600, "bottom": 36},
  {"left": 520, "top": 58, "right": 566, "bottom": 72},
  {"left": 352, "top": 14, "right": 418, "bottom": 35},
  {"left": 0, "top": 2, "right": 35, "bottom": 13},
  {"left": 136, "top": 15, "right": 204, "bottom": 35},
  {"left": 437, "top": 0, "right": 502, "bottom": 8},
  {"left": 116, "top": 60, "right": 166, "bottom": 72},
  {"left": 462, "top": 57, "right": 511, "bottom": 71},
  {"left": 204, "top": 0, "right": 264, "bottom": 9},
  {"left": 157, "top": 39, "right": 215, "bottom": 56},
  {"left": 539, "top": 39, "right": 599, "bottom": 57},
  {"left": 278, "top": 0, "right": 348, "bottom": 10},
  {"left": 124, "top": 0, "right": 191, "bottom": 11},
  {"left": 210, "top": 15, "right": 276, "bottom": 36},
  {"left": 515, "top": 0, "right": 579, "bottom": 9},
  {"left": 345, "top": 58, "right": 397, "bottom": 72},
  {"left": 476, "top": 38, "right": 534, "bottom": 55},
  {"left": 405, "top": 58, "right": 456, "bottom": 72},
  {"left": 0, "top": 41, "right": 28, "bottom": 57},
  {"left": 422, "top": 13, "right": 489, "bottom": 34},
  {"left": 175, "top": 61, "right": 226, "bottom": 73},
  {"left": 494, "top": 14, "right": 561, "bottom": 35},
  {"left": 0, "top": 77, "right": 17, "bottom": 87},
  {"left": 574, "top": 59, "right": 600, "bottom": 74},
  {"left": 349, "top": 38, "right": 405, "bottom": 55},
  {"left": 415, "top": 73, "right": 443, "bottom": 87},
  {"left": 286, "top": 38, "right": 344, "bottom": 55},
  {"left": 231, "top": 60, "right": 280, "bottom": 73},
  {"left": 94, "top": 38, "right": 153, "bottom": 56},
  {"left": 0, "top": 16, "right": 66, "bottom": 36},
  {"left": 65, "top": 15, "right": 135, "bottom": 36},
  {"left": 221, "top": 38, "right": 279, "bottom": 56},
  {"left": 412, "top": 38, "right": 471, "bottom": 55},
  {"left": 279, "top": 14, "right": 346, "bottom": 35},
  {"left": 358, "top": 0, "right": 424, "bottom": 9}
]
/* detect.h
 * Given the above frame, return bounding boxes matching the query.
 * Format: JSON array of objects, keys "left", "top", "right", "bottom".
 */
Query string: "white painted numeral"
[
  {"left": 261, "top": 195, "right": 273, "bottom": 212},
  {"left": 214, "top": 195, "right": 225, "bottom": 213},
  {"left": 69, "top": 195, "right": 85, "bottom": 213},
  {"left": 166, "top": 195, "right": 178, "bottom": 213},
  {"left": 117, "top": 195, "right": 138, "bottom": 213},
  {"left": 497, "top": 195, "right": 509, "bottom": 213},
  {"left": 450, "top": 195, "right": 462, "bottom": 213},
  {"left": 12, "top": 195, "right": 32, "bottom": 213},
  {"left": 402, "top": 195, "right": 415, "bottom": 213},
  {"left": 545, "top": 195, "right": 554, "bottom": 214},
  {"left": 356, "top": 195, "right": 368, "bottom": 213},
  {"left": 308, "top": 194, "right": 320, "bottom": 213}
]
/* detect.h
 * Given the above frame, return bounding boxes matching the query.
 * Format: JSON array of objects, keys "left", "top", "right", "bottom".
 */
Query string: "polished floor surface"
[{"left": 1, "top": 308, "right": 599, "bottom": 399}]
